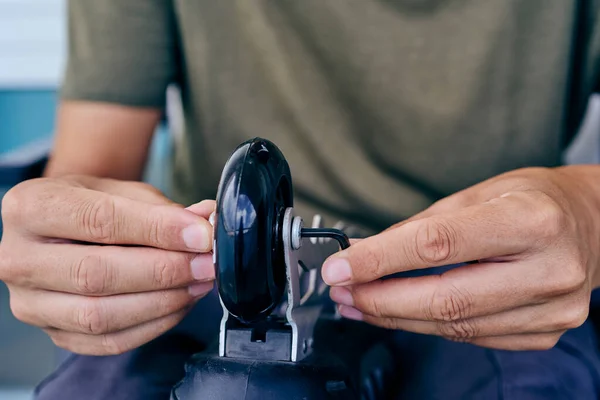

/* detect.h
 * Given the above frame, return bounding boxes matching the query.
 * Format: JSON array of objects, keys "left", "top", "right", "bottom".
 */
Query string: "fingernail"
[
  {"left": 191, "top": 254, "right": 215, "bottom": 281},
  {"left": 188, "top": 281, "right": 213, "bottom": 297},
  {"left": 322, "top": 258, "right": 352, "bottom": 285},
  {"left": 330, "top": 287, "right": 354, "bottom": 306},
  {"left": 338, "top": 305, "right": 363, "bottom": 321},
  {"left": 182, "top": 224, "right": 209, "bottom": 251},
  {"left": 209, "top": 212, "right": 216, "bottom": 227}
]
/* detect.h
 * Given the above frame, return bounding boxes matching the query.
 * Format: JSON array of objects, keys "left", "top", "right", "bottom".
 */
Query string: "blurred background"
[{"left": 0, "top": 1, "right": 599, "bottom": 399}]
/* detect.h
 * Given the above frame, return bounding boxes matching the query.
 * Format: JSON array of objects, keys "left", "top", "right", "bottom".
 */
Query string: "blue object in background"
[
  {"left": 0, "top": 90, "right": 56, "bottom": 242},
  {"left": 0, "top": 91, "right": 57, "bottom": 153}
]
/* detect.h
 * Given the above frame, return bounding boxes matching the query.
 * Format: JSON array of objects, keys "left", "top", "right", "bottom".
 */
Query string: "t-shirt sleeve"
[{"left": 60, "top": 0, "right": 179, "bottom": 108}]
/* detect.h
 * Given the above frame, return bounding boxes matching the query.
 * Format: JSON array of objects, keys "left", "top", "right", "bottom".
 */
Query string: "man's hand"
[
  {"left": 0, "top": 176, "right": 216, "bottom": 355},
  {"left": 322, "top": 167, "right": 600, "bottom": 351}
]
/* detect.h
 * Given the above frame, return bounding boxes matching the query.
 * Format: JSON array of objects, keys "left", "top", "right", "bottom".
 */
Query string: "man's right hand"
[{"left": 0, "top": 176, "right": 215, "bottom": 356}]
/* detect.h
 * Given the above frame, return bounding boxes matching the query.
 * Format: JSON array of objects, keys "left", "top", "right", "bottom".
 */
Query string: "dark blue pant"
[{"left": 34, "top": 288, "right": 600, "bottom": 399}]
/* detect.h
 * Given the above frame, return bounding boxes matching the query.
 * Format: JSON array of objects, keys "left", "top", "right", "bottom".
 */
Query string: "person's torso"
[{"left": 169, "top": 0, "right": 600, "bottom": 232}]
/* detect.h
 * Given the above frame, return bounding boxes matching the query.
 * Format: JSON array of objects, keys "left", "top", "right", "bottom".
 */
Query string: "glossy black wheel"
[{"left": 214, "top": 138, "right": 293, "bottom": 323}]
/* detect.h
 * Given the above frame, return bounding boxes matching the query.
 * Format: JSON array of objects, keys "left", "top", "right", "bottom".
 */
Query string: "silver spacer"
[{"left": 291, "top": 216, "right": 303, "bottom": 250}]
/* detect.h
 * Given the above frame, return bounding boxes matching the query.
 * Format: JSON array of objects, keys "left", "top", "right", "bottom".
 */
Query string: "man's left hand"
[{"left": 322, "top": 167, "right": 600, "bottom": 350}]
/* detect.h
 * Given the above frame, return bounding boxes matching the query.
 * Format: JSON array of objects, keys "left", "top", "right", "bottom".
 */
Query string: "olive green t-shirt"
[{"left": 62, "top": 0, "right": 600, "bottom": 232}]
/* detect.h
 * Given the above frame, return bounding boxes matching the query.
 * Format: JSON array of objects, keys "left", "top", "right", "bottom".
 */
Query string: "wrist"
[{"left": 554, "top": 165, "right": 600, "bottom": 288}]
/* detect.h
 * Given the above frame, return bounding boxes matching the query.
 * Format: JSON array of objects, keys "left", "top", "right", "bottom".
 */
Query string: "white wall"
[{"left": 0, "top": 0, "right": 66, "bottom": 88}]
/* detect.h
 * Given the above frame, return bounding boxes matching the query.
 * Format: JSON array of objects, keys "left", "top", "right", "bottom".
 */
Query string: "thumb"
[
  {"left": 385, "top": 190, "right": 477, "bottom": 232},
  {"left": 186, "top": 200, "right": 216, "bottom": 219},
  {"left": 69, "top": 177, "right": 177, "bottom": 206}
]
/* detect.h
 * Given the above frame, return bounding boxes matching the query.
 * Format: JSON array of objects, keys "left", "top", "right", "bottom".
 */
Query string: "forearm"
[{"left": 44, "top": 101, "right": 162, "bottom": 181}]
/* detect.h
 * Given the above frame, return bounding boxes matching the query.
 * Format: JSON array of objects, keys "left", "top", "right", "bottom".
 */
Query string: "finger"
[
  {"left": 329, "top": 259, "right": 582, "bottom": 321},
  {"left": 44, "top": 308, "right": 190, "bottom": 356},
  {"left": 335, "top": 291, "right": 588, "bottom": 339},
  {"left": 470, "top": 332, "right": 565, "bottom": 351},
  {"left": 12, "top": 183, "right": 212, "bottom": 251},
  {"left": 9, "top": 242, "right": 215, "bottom": 294},
  {"left": 323, "top": 192, "right": 551, "bottom": 285},
  {"left": 12, "top": 283, "right": 212, "bottom": 335},
  {"left": 186, "top": 200, "right": 216, "bottom": 218}
]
